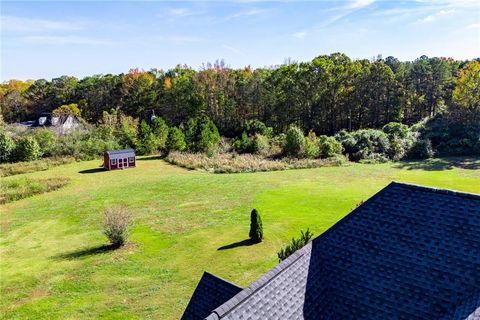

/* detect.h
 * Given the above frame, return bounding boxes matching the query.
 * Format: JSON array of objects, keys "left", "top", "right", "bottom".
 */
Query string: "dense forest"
[
  {"left": 1, "top": 53, "right": 479, "bottom": 165},
  {"left": 2, "top": 53, "right": 479, "bottom": 134}
]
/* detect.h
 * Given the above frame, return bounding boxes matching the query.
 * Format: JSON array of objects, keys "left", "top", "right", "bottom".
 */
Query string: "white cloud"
[
  {"left": 22, "top": 35, "right": 110, "bottom": 45},
  {"left": 322, "top": 0, "right": 375, "bottom": 27},
  {"left": 438, "top": 9, "right": 455, "bottom": 14},
  {"left": 293, "top": 31, "right": 307, "bottom": 39},
  {"left": 418, "top": 8, "right": 455, "bottom": 23},
  {"left": 422, "top": 15, "right": 435, "bottom": 22},
  {"left": 221, "top": 44, "right": 243, "bottom": 55},
  {"left": 346, "top": 0, "right": 376, "bottom": 10},
  {"left": 226, "top": 8, "right": 268, "bottom": 20},
  {"left": 2, "top": 15, "right": 83, "bottom": 32},
  {"left": 169, "top": 8, "right": 190, "bottom": 17},
  {"left": 164, "top": 7, "right": 205, "bottom": 18},
  {"left": 467, "top": 23, "right": 480, "bottom": 29}
]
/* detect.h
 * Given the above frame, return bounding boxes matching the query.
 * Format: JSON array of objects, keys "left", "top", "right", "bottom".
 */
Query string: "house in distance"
[
  {"left": 103, "top": 149, "right": 136, "bottom": 171},
  {"left": 31, "top": 112, "right": 80, "bottom": 132}
]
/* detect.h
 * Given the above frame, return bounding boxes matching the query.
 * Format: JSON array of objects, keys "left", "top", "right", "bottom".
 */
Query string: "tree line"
[{"left": 1, "top": 53, "right": 478, "bottom": 137}]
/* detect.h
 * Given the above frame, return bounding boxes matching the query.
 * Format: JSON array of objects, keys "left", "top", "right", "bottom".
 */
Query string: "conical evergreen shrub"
[{"left": 249, "top": 209, "right": 263, "bottom": 243}]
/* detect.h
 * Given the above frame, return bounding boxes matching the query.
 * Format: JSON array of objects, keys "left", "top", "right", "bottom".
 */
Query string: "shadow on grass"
[
  {"left": 53, "top": 244, "right": 118, "bottom": 260},
  {"left": 394, "top": 157, "right": 480, "bottom": 171},
  {"left": 78, "top": 167, "right": 106, "bottom": 174},
  {"left": 217, "top": 239, "right": 257, "bottom": 251}
]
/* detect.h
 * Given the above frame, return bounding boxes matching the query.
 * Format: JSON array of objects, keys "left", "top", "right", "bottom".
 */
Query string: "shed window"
[
  {"left": 111, "top": 159, "right": 117, "bottom": 165},
  {"left": 129, "top": 157, "right": 135, "bottom": 163}
]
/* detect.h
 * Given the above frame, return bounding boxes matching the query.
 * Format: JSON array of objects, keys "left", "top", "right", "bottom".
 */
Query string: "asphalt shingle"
[
  {"left": 181, "top": 272, "right": 243, "bottom": 320},
  {"left": 196, "top": 182, "right": 480, "bottom": 319}
]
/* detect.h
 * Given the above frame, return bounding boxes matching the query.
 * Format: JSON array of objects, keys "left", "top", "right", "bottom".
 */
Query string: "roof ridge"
[
  {"left": 206, "top": 183, "right": 400, "bottom": 319},
  {"left": 209, "top": 244, "right": 309, "bottom": 319},
  {"left": 204, "top": 182, "right": 480, "bottom": 319},
  {"left": 391, "top": 181, "right": 480, "bottom": 200}
]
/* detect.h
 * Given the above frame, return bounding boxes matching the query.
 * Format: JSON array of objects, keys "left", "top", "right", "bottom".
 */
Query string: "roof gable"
[
  {"left": 182, "top": 272, "right": 242, "bottom": 320},
  {"left": 206, "top": 182, "right": 480, "bottom": 320}
]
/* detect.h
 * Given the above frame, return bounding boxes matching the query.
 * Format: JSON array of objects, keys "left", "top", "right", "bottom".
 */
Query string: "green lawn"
[{"left": 1, "top": 157, "right": 479, "bottom": 319}]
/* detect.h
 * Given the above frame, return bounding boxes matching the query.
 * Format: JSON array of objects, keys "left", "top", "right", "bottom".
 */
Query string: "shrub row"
[{"left": 0, "top": 113, "right": 221, "bottom": 164}]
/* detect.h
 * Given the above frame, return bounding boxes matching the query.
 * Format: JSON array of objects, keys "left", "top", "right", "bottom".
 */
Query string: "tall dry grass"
[
  {"left": 0, "top": 157, "right": 75, "bottom": 177},
  {"left": 165, "top": 152, "right": 346, "bottom": 173},
  {"left": 0, "top": 177, "right": 70, "bottom": 204}
]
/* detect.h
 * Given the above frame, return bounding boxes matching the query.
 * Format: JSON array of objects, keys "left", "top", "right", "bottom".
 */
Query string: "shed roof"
[
  {"left": 105, "top": 149, "right": 135, "bottom": 156},
  {"left": 193, "top": 182, "right": 480, "bottom": 320}
]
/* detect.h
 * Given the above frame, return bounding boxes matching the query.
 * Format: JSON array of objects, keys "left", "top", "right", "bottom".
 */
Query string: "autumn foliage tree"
[{"left": 452, "top": 61, "right": 480, "bottom": 121}]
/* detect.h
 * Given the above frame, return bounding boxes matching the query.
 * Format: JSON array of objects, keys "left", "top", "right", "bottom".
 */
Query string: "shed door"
[{"left": 118, "top": 158, "right": 123, "bottom": 169}]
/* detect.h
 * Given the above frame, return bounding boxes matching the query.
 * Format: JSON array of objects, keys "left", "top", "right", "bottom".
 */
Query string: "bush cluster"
[
  {"left": 277, "top": 229, "right": 314, "bottom": 262},
  {"left": 413, "top": 114, "right": 480, "bottom": 156}
]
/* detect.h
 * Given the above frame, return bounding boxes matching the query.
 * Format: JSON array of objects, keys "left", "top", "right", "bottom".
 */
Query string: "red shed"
[{"left": 104, "top": 149, "right": 136, "bottom": 170}]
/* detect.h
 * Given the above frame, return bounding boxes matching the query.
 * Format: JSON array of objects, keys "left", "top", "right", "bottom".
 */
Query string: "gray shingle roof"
[
  {"left": 198, "top": 182, "right": 480, "bottom": 320},
  {"left": 182, "top": 272, "right": 243, "bottom": 320},
  {"left": 105, "top": 149, "right": 135, "bottom": 156}
]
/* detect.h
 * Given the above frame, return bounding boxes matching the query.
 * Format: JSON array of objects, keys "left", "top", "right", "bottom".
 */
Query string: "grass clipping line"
[
  {"left": 165, "top": 151, "right": 346, "bottom": 173},
  {"left": 0, "top": 177, "right": 70, "bottom": 204}
]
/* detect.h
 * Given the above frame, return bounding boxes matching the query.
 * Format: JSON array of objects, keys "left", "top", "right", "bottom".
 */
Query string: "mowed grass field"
[{"left": 1, "top": 157, "right": 479, "bottom": 319}]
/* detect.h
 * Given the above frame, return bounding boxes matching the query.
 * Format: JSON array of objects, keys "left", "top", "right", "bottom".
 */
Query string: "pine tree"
[{"left": 249, "top": 209, "right": 263, "bottom": 243}]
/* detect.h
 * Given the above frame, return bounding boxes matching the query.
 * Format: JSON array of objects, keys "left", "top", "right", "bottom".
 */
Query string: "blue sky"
[{"left": 1, "top": 0, "right": 479, "bottom": 81}]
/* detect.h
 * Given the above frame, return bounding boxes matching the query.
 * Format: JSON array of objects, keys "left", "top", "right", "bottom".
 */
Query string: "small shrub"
[
  {"left": 387, "top": 137, "right": 406, "bottom": 161},
  {"left": 166, "top": 127, "right": 187, "bottom": 152},
  {"left": 116, "top": 115, "right": 138, "bottom": 149},
  {"left": 335, "top": 130, "right": 356, "bottom": 156},
  {"left": 243, "top": 119, "right": 273, "bottom": 138},
  {"left": 335, "top": 129, "right": 390, "bottom": 162},
  {"left": 232, "top": 132, "right": 251, "bottom": 153},
  {"left": 382, "top": 122, "right": 409, "bottom": 139},
  {"left": 251, "top": 134, "right": 270, "bottom": 155},
  {"left": 185, "top": 115, "right": 221, "bottom": 154},
  {"left": 14, "top": 136, "right": 41, "bottom": 161},
  {"left": 137, "top": 120, "right": 157, "bottom": 155},
  {"left": 283, "top": 126, "right": 305, "bottom": 157},
  {"left": 151, "top": 117, "right": 169, "bottom": 150},
  {"left": 318, "top": 135, "right": 343, "bottom": 158},
  {"left": 103, "top": 206, "right": 133, "bottom": 247},
  {"left": 303, "top": 131, "right": 320, "bottom": 158},
  {"left": 408, "top": 139, "right": 434, "bottom": 159},
  {"left": 249, "top": 209, "right": 263, "bottom": 243},
  {"left": 31, "top": 128, "right": 57, "bottom": 157},
  {"left": 0, "top": 132, "right": 16, "bottom": 163},
  {"left": 277, "top": 228, "right": 314, "bottom": 262}
]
